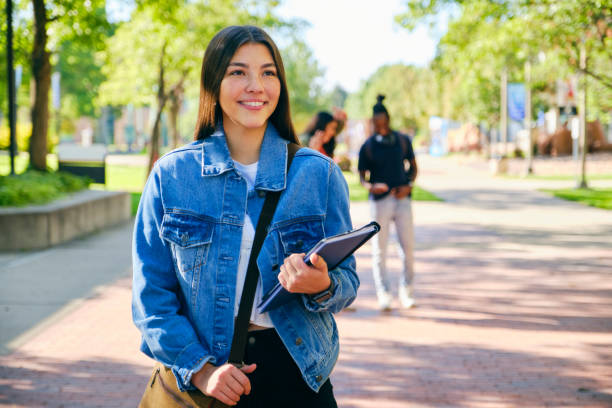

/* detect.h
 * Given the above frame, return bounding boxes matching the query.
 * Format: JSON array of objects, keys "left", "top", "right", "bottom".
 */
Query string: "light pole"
[
  {"left": 524, "top": 59, "right": 533, "bottom": 175},
  {"left": 577, "top": 41, "right": 588, "bottom": 189},
  {"left": 5, "top": 0, "right": 17, "bottom": 175}
]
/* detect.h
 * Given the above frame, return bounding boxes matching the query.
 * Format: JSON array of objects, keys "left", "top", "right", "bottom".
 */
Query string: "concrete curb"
[{"left": 0, "top": 190, "right": 131, "bottom": 251}]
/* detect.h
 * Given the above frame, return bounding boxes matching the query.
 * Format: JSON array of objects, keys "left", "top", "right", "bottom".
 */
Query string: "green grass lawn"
[
  {"left": 342, "top": 171, "right": 442, "bottom": 202},
  {"left": 1, "top": 153, "right": 442, "bottom": 214},
  {"left": 542, "top": 188, "right": 612, "bottom": 210},
  {"left": 505, "top": 173, "right": 612, "bottom": 181}
]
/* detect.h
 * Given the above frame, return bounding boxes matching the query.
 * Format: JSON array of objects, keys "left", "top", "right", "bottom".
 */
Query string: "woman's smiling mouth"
[{"left": 240, "top": 100, "right": 267, "bottom": 109}]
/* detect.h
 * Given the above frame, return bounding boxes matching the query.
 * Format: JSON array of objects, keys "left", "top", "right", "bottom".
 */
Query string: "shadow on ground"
[
  {"left": 0, "top": 353, "right": 150, "bottom": 407},
  {"left": 333, "top": 339, "right": 612, "bottom": 407}
]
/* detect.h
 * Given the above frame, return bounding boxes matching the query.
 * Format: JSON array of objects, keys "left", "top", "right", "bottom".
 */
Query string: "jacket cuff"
[
  {"left": 302, "top": 273, "right": 340, "bottom": 312},
  {"left": 172, "top": 342, "right": 216, "bottom": 392}
]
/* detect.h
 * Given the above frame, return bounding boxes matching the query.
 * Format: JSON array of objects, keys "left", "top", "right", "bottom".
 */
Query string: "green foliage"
[
  {"left": 281, "top": 35, "right": 330, "bottom": 130},
  {"left": 345, "top": 64, "right": 439, "bottom": 133},
  {"left": 342, "top": 170, "right": 443, "bottom": 202},
  {"left": 396, "top": 0, "right": 612, "bottom": 126},
  {"left": 0, "top": 123, "right": 32, "bottom": 151},
  {"left": 0, "top": 170, "right": 91, "bottom": 206},
  {"left": 56, "top": 34, "right": 113, "bottom": 118},
  {"left": 542, "top": 187, "right": 612, "bottom": 210},
  {"left": 131, "top": 192, "right": 142, "bottom": 216},
  {"left": 98, "top": 0, "right": 285, "bottom": 109}
]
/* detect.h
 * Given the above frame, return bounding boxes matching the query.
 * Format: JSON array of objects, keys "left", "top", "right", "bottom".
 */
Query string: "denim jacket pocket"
[
  {"left": 277, "top": 216, "right": 325, "bottom": 257},
  {"left": 161, "top": 212, "right": 214, "bottom": 281}
]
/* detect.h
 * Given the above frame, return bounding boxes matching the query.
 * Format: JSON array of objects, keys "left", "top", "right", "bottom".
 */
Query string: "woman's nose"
[{"left": 246, "top": 74, "right": 264, "bottom": 93}]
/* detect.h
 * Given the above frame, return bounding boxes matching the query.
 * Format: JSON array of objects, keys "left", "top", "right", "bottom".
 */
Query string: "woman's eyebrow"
[{"left": 227, "top": 62, "right": 276, "bottom": 69}]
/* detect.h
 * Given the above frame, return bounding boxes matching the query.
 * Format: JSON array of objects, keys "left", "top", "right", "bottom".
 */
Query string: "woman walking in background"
[{"left": 300, "top": 109, "right": 346, "bottom": 158}]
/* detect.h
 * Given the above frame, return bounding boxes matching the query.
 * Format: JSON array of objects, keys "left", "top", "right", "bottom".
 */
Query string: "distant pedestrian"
[
  {"left": 133, "top": 25, "right": 357, "bottom": 407},
  {"left": 358, "top": 94, "right": 418, "bottom": 310}
]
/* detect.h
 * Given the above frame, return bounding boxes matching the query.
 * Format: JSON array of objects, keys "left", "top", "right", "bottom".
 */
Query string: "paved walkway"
[{"left": 1, "top": 155, "right": 611, "bottom": 407}]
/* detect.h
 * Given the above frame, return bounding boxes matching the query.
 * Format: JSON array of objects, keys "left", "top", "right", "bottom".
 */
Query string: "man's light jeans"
[{"left": 369, "top": 194, "right": 414, "bottom": 296}]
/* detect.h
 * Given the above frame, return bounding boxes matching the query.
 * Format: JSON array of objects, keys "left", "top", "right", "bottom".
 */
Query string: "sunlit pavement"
[{"left": 1, "top": 155, "right": 611, "bottom": 407}]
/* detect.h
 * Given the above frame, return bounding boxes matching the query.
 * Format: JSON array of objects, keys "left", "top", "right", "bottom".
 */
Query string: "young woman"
[
  {"left": 299, "top": 111, "right": 340, "bottom": 158},
  {"left": 132, "top": 25, "right": 358, "bottom": 407}
]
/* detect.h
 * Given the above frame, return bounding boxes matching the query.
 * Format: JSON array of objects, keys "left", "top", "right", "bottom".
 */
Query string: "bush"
[
  {"left": 0, "top": 123, "right": 59, "bottom": 153},
  {"left": 0, "top": 170, "right": 91, "bottom": 207},
  {"left": 0, "top": 123, "right": 33, "bottom": 151},
  {"left": 336, "top": 155, "right": 352, "bottom": 172}
]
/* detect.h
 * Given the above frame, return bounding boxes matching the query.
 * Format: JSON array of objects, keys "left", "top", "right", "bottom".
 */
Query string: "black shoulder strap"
[
  {"left": 394, "top": 131, "right": 408, "bottom": 158},
  {"left": 228, "top": 142, "right": 300, "bottom": 365}
]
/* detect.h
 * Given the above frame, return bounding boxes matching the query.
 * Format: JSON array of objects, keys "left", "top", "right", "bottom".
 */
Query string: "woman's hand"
[
  {"left": 308, "top": 130, "right": 325, "bottom": 150},
  {"left": 278, "top": 253, "right": 331, "bottom": 295},
  {"left": 192, "top": 362, "right": 257, "bottom": 406}
]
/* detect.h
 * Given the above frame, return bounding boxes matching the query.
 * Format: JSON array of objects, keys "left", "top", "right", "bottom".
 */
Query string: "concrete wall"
[{"left": 0, "top": 190, "right": 131, "bottom": 251}]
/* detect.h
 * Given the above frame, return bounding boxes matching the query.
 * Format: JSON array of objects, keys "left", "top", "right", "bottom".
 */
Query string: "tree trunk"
[
  {"left": 147, "top": 43, "right": 167, "bottom": 175},
  {"left": 168, "top": 83, "right": 184, "bottom": 149},
  {"left": 29, "top": 0, "right": 50, "bottom": 171}
]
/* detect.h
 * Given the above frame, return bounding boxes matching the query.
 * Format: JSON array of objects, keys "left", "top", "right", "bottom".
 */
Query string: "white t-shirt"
[{"left": 233, "top": 160, "right": 274, "bottom": 328}]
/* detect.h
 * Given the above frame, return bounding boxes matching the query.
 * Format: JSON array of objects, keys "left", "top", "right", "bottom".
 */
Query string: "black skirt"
[{"left": 235, "top": 328, "right": 338, "bottom": 408}]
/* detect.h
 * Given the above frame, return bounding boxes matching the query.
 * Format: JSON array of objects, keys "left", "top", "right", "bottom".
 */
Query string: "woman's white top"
[{"left": 233, "top": 160, "right": 274, "bottom": 328}]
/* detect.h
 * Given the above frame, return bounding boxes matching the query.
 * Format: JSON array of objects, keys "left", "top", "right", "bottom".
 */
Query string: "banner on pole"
[{"left": 507, "top": 83, "right": 525, "bottom": 122}]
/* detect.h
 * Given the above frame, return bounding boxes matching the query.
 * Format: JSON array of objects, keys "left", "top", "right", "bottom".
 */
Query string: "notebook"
[{"left": 257, "top": 221, "right": 380, "bottom": 313}]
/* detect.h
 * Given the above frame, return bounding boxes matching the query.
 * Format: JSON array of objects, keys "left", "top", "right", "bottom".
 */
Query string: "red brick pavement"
[{"left": 1, "top": 200, "right": 611, "bottom": 407}]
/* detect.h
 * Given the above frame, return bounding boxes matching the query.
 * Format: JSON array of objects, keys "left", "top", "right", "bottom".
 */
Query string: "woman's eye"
[
  {"left": 228, "top": 70, "right": 244, "bottom": 76},
  {"left": 263, "top": 70, "right": 277, "bottom": 77}
]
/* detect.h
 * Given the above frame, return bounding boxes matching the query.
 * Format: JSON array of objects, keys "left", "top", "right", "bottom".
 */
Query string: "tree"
[
  {"left": 345, "top": 64, "right": 439, "bottom": 134},
  {"left": 98, "top": 0, "right": 284, "bottom": 174},
  {"left": 28, "top": 0, "right": 110, "bottom": 170},
  {"left": 280, "top": 34, "right": 329, "bottom": 131}
]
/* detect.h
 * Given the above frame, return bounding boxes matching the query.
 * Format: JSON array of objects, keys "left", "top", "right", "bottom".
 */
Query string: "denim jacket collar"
[{"left": 201, "top": 122, "right": 288, "bottom": 192}]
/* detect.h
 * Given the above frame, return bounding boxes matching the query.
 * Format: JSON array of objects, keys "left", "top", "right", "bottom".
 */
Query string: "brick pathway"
[{"left": 1, "top": 156, "right": 611, "bottom": 407}]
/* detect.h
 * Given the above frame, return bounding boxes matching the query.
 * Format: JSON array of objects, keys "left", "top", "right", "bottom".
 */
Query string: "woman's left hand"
[{"left": 278, "top": 253, "right": 331, "bottom": 295}]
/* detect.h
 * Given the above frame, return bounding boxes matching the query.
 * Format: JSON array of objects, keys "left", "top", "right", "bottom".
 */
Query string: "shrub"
[
  {"left": 0, "top": 123, "right": 59, "bottom": 153},
  {"left": 0, "top": 123, "right": 33, "bottom": 151},
  {"left": 0, "top": 170, "right": 91, "bottom": 207}
]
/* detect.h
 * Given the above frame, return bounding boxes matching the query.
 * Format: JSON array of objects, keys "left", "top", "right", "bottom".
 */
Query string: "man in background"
[{"left": 358, "top": 94, "right": 418, "bottom": 310}]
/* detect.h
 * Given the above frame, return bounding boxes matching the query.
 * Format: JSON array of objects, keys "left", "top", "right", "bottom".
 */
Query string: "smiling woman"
[{"left": 133, "top": 26, "right": 356, "bottom": 408}]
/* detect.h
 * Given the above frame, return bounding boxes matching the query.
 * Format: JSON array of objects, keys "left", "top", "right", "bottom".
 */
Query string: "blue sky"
[{"left": 275, "top": 0, "right": 444, "bottom": 92}]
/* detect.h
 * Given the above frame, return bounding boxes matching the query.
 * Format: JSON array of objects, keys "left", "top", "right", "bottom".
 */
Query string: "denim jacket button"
[
  {"left": 296, "top": 240, "right": 304, "bottom": 248},
  {"left": 257, "top": 190, "right": 266, "bottom": 198},
  {"left": 181, "top": 233, "right": 189, "bottom": 243},
  {"left": 315, "top": 375, "right": 323, "bottom": 382},
  {"left": 295, "top": 337, "right": 303, "bottom": 346}
]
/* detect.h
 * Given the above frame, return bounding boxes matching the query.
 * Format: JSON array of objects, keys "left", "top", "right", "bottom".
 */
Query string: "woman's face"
[
  {"left": 323, "top": 120, "right": 338, "bottom": 143},
  {"left": 219, "top": 43, "right": 281, "bottom": 134}
]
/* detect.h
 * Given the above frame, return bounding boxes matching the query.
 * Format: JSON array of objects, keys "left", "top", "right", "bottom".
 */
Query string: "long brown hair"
[{"left": 193, "top": 26, "right": 297, "bottom": 143}]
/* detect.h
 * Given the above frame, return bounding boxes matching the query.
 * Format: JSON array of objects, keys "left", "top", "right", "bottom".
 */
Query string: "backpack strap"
[{"left": 228, "top": 142, "right": 300, "bottom": 365}]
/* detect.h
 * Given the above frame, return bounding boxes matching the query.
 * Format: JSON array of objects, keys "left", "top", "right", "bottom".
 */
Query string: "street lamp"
[{"left": 5, "top": 0, "right": 17, "bottom": 175}]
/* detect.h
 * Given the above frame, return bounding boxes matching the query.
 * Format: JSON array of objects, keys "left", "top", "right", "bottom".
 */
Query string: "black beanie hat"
[{"left": 373, "top": 94, "right": 389, "bottom": 116}]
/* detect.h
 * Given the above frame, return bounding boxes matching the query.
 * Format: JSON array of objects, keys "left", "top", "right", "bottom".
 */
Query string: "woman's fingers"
[
  {"left": 280, "top": 253, "right": 330, "bottom": 294},
  {"left": 217, "top": 387, "right": 240, "bottom": 406},
  {"left": 233, "top": 364, "right": 255, "bottom": 395},
  {"left": 224, "top": 372, "right": 247, "bottom": 397},
  {"left": 201, "top": 364, "right": 253, "bottom": 405}
]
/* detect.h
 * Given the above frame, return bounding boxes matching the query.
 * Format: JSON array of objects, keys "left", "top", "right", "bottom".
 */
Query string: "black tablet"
[{"left": 257, "top": 221, "right": 380, "bottom": 313}]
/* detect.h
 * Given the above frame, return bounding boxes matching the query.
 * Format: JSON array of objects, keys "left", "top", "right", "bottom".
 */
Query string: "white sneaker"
[
  {"left": 399, "top": 285, "right": 416, "bottom": 309},
  {"left": 377, "top": 291, "right": 393, "bottom": 311}
]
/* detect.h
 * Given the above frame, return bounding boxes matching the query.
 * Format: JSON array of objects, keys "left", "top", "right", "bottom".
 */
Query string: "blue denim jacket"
[{"left": 132, "top": 124, "right": 358, "bottom": 393}]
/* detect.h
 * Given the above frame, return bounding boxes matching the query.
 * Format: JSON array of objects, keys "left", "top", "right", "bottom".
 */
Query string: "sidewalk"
[{"left": 1, "top": 155, "right": 611, "bottom": 407}]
